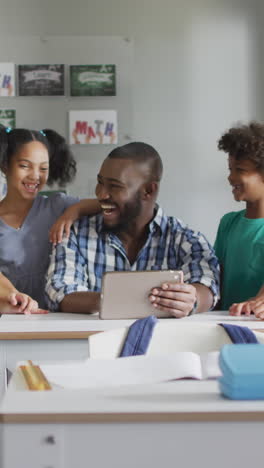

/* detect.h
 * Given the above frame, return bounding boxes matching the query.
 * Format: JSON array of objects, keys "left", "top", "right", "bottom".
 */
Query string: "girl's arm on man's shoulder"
[{"left": 49, "top": 199, "right": 101, "bottom": 245}]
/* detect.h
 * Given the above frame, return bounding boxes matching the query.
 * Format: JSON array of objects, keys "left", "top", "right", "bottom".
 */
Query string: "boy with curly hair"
[{"left": 215, "top": 121, "right": 264, "bottom": 319}]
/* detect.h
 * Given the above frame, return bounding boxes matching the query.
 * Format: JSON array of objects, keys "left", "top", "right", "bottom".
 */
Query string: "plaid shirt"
[{"left": 45, "top": 206, "right": 220, "bottom": 310}]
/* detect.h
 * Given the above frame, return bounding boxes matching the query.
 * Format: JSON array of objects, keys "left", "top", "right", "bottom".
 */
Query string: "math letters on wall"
[
  {"left": 69, "top": 110, "right": 118, "bottom": 145},
  {"left": 0, "top": 63, "right": 15, "bottom": 97}
]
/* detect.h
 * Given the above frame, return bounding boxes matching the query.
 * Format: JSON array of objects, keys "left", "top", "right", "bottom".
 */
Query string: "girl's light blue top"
[{"left": 0, "top": 193, "right": 78, "bottom": 308}]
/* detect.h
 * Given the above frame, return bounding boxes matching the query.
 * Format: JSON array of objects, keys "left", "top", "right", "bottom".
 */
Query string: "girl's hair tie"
[
  {"left": 5, "top": 127, "right": 12, "bottom": 134},
  {"left": 39, "top": 130, "right": 46, "bottom": 137}
]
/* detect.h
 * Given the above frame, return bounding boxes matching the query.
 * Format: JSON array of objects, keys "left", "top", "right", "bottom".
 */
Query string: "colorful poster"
[
  {"left": 69, "top": 110, "right": 118, "bottom": 145},
  {"left": 18, "top": 64, "right": 64, "bottom": 96},
  {"left": 0, "top": 109, "right": 16, "bottom": 128},
  {"left": 0, "top": 172, "right": 7, "bottom": 200},
  {"left": 70, "top": 65, "right": 116, "bottom": 96},
  {"left": 0, "top": 63, "right": 15, "bottom": 96}
]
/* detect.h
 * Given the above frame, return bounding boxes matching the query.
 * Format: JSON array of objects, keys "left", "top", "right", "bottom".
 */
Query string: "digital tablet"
[{"left": 100, "top": 270, "right": 183, "bottom": 320}]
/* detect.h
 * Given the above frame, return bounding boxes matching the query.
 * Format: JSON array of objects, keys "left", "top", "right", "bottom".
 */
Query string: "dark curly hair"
[
  {"left": 218, "top": 121, "right": 264, "bottom": 171},
  {"left": 0, "top": 126, "right": 76, "bottom": 186}
]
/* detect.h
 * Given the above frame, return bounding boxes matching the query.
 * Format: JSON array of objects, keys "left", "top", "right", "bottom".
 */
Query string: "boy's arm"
[
  {"left": 0, "top": 273, "right": 42, "bottom": 314},
  {"left": 229, "top": 285, "right": 264, "bottom": 319},
  {"left": 49, "top": 199, "right": 101, "bottom": 245}
]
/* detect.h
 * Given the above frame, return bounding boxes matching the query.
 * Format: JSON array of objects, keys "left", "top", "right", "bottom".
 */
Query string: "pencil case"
[{"left": 219, "top": 344, "right": 264, "bottom": 399}]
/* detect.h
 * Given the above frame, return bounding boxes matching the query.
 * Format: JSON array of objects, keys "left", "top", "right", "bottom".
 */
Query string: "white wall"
[{"left": 0, "top": 0, "right": 262, "bottom": 242}]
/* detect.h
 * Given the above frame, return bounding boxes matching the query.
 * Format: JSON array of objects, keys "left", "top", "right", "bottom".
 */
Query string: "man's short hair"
[{"left": 107, "top": 142, "right": 163, "bottom": 182}]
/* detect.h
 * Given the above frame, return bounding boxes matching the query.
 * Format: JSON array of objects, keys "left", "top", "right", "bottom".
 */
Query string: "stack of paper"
[{"left": 219, "top": 344, "right": 264, "bottom": 399}]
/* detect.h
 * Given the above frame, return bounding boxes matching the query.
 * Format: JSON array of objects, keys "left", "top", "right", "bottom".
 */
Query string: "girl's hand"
[
  {"left": 0, "top": 291, "right": 46, "bottom": 314},
  {"left": 9, "top": 291, "right": 39, "bottom": 314},
  {"left": 49, "top": 214, "right": 74, "bottom": 245},
  {"left": 49, "top": 199, "right": 101, "bottom": 245}
]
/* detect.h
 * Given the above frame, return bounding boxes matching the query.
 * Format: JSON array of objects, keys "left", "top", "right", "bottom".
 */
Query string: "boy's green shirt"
[{"left": 214, "top": 209, "right": 264, "bottom": 310}]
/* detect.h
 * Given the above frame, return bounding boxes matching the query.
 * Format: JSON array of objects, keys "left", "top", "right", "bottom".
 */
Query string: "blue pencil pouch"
[{"left": 219, "top": 344, "right": 264, "bottom": 400}]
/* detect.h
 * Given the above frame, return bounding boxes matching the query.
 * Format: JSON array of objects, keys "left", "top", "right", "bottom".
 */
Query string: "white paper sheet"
[{"left": 40, "top": 352, "right": 221, "bottom": 389}]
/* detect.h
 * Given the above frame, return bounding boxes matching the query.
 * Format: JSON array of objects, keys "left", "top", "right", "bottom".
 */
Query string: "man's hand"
[{"left": 149, "top": 282, "right": 197, "bottom": 318}]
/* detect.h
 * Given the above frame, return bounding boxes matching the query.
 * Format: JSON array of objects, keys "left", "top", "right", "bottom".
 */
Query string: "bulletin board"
[{"left": 0, "top": 36, "right": 134, "bottom": 197}]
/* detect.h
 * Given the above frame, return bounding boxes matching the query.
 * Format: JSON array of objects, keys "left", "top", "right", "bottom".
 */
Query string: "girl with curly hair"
[
  {"left": 215, "top": 121, "right": 264, "bottom": 319},
  {"left": 0, "top": 126, "right": 99, "bottom": 313}
]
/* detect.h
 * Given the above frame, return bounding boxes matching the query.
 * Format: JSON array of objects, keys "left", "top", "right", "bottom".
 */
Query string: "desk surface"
[
  {"left": 0, "top": 313, "right": 135, "bottom": 339},
  {"left": 1, "top": 312, "right": 264, "bottom": 424},
  {"left": 1, "top": 380, "right": 264, "bottom": 423},
  {"left": 0, "top": 311, "right": 264, "bottom": 340}
]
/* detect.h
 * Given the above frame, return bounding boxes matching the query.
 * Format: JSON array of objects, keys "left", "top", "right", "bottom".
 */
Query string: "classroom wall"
[{"left": 0, "top": 0, "right": 263, "bottom": 242}]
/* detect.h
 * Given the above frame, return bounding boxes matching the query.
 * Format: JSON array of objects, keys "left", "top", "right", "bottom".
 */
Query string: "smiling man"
[{"left": 46, "top": 142, "right": 219, "bottom": 317}]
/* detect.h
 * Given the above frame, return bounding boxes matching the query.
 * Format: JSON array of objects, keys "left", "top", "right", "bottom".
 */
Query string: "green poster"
[
  {"left": 0, "top": 109, "right": 16, "bottom": 128},
  {"left": 70, "top": 65, "right": 116, "bottom": 96}
]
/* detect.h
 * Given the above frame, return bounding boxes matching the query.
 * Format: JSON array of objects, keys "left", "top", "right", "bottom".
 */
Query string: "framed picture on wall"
[
  {"left": 18, "top": 64, "right": 65, "bottom": 96},
  {"left": 0, "top": 172, "right": 6, "bottom": 200},
  {"left": 0, "top": 63, "right": 15, "bottom": 96},
  {"left": 70, "top": 65, "right": 116, "bottom": 96},
  {"left": 69, "top": 110, "right": 118, "bottom": 145},
  {"left": 0, "top": 109, "right": 16, "bottom": 128}
]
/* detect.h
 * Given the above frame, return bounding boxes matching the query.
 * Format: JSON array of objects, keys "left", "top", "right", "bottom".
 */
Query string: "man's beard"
[{"left": 102, "top": 192, "right": 142, "bottom": 234}]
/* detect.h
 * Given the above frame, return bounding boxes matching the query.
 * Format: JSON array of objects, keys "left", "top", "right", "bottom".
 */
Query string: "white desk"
[
  {"left": 1, "top": 379, "right": 264, "bottom": 468},
  {"left": 0, "top": 311, "right": 264, "bottom": 399},
  {"left": 0, "top": 313, "right": 135, "bottom": 398}
]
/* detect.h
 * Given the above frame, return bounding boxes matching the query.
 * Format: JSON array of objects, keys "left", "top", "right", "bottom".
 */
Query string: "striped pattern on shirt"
[{"left": 45, "top": 206, "right": 220, "bottom": 310}]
